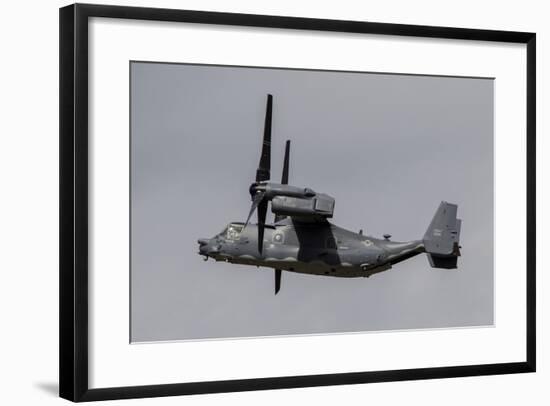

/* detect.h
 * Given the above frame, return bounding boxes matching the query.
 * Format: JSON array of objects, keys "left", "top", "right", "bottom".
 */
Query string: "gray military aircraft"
[{"left": 198, "top": 94, "right": 462, "bottom": 294}]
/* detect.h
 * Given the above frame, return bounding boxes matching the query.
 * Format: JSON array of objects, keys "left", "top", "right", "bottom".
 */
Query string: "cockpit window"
[{"left": 225, "top": 223, "right": 244, "bottom": 240}]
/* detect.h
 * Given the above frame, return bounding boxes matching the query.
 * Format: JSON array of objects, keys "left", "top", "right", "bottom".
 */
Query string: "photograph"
[
  {"left": 55, "top": 2, "right": 536, "bottom": 402},
  {"left": 130, "top": 61, "right": 494, "bottom": 343}
]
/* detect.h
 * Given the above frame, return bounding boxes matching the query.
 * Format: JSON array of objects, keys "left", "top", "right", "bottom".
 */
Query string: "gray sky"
[{"left": 130, "top": 62, "right": 494, "bottom": 342}]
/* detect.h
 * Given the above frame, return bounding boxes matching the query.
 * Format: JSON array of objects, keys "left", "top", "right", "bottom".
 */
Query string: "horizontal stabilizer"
[{"left": 427, "top": 253, "right": 458, "bottom": 269}]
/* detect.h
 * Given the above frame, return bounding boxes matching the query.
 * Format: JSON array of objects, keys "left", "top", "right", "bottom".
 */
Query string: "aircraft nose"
[{"left": 198, "top": 238, "right": 210, "bottom": 254}]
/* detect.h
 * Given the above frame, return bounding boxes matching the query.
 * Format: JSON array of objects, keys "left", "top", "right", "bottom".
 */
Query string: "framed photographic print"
[{"left": 59, "top": 3, "right": 536, "bottom": 402}]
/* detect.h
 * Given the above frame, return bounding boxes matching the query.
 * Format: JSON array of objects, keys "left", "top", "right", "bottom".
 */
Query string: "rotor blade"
[
  {"left": 274, "top": 140, "right": 291, "bottom": 224},
  {"left": 255, "top": 94, "right": 272, "bottom": 182},
  {"left": 281, "top": 140, "right": 290, "bottom": 185},
  {"left": 244, "top": 192, "right": 265, "bottom": 229},
  {"left": 257, "top": 199, "right": 268, "bottom": 253},
  {"left": 275, "top": 269, "right": 282, "bottom": 295}
]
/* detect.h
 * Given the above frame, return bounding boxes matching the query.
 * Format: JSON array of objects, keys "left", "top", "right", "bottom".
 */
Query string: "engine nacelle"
[{"left": 271, "top": 193, "right": 335, "bottom": 218}]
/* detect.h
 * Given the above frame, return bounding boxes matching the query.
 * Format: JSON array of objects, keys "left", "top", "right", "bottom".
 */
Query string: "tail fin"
[{"left": 423, "top": 201, "right": 461, "bottom": 269}]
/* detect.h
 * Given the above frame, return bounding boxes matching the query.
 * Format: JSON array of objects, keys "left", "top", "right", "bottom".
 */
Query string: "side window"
[
  {"left": 226, "top": 224, "right": 244, "bottom": 240},
  {"left": 272, "top": 233, "right": 284, "bottom": 244},
  {"left": 326, "top": 236, "right": 337, "bottom": 249}
]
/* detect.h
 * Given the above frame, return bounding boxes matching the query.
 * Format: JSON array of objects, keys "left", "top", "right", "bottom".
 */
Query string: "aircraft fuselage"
[{"left": 198, "top": 218, "right": 424, "bottom": 278}]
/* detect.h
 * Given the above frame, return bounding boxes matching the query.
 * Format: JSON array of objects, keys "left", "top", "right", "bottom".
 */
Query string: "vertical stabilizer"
[{"left": 423, "top": 201, "right": 461, "bottom": 269}]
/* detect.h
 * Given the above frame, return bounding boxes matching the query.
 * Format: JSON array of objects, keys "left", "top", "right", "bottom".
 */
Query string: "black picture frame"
[{"left": 59, "top": 3, "right": 536, "bottom": 402}]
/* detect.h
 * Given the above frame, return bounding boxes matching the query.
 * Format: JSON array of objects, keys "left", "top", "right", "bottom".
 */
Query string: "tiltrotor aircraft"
[{"left": 198, "top": 94, "right": 462, "bottom": 294}]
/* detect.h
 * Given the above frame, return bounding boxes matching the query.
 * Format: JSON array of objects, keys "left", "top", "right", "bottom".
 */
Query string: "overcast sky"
[{"left": 130, "top": 61, "right": 494, "bottom": 342}]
